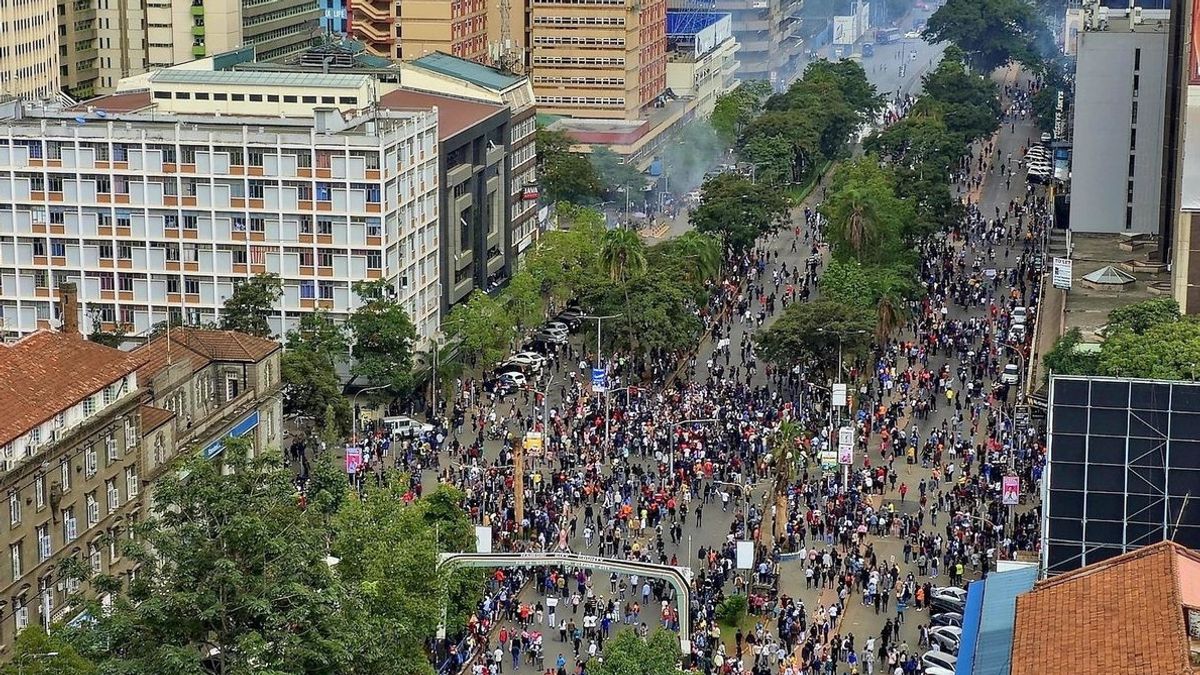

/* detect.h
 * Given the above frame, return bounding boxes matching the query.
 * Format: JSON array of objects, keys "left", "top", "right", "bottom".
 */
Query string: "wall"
[{"left": 1069, "top": 26, "right": 1168, "bottom": 233}]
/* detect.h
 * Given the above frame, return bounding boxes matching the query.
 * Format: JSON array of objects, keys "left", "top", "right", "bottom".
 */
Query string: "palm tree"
[
  {"left": 840, "top": 188, "right": 880, "bottom": 257},
  {"left": 599, "top": 227, "right": 648, "bottom": 349},
  {"left": 875, "top": 293, "right": 906, "bottom": 343},
  {"left": 674, "top": 231, "right": 723, "bottom": 283},
  {"left": 770, "top": 421, "right": 803, "bottom": 542}
]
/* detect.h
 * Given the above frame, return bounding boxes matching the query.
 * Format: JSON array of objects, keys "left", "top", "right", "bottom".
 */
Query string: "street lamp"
[
  {"left": 579, "top": 313, "right": 622, "bottom": 447},
  {"left": 351, "top": 383, "right": 391, "bottom": 443},
  {"left": 815, "top": 327, "right": 867, "bottom": 489},
  {"left": 512, "top": 376, "right": 556, "bottom": 526}
]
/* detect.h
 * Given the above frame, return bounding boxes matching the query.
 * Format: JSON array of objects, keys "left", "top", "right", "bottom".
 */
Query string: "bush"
[{"left": 715, "top": 594, "right": 748, "bottom": 626}]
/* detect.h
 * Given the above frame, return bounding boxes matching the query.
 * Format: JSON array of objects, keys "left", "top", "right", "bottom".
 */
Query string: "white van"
[{"left": 383, "top": 416, "right": 433, "bottom": 438}]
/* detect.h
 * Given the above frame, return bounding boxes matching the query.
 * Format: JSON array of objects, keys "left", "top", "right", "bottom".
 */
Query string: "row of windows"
[
  {"left": 533, "top": 56, "right": 625, "bottom": 66},
  {"left": 152, "top": 90, "right": 359, "bottom": 106},
  {"left": 4, "top": 139, "right": 388, "bottom": 169},
  {"left": 536, "top": 95, "right": 624, "bottom": 106},
  {"left": 533, "top": 76, "right": 625, "bottom": 86},
  {"left": 533, "top": 36, "right": 625, "bottom": 47},
  {"left": 532, "top": 15, "right": 624, "bottom": 26}
]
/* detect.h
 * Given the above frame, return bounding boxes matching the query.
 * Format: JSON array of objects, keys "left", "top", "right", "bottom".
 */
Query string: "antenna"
[{"left": 496, "top": 0, "right": 523, "bottom": 73}]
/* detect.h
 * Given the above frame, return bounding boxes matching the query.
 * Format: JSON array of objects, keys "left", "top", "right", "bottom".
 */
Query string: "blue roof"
[
  {"left": 957, "top": 567, "right": 1040, "bottom": 675},
  {"left": 410, "top": 52, "right": 523, "bottom": 92},
  {"left": 666, "top": 10, "right": 727, "bottom": 36}
]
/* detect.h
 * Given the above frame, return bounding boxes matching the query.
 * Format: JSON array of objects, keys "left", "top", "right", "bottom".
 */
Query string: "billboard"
[
  {"left": 1045, "top": 376, "right": 1200, "bottom": 575},
  {"left": 833, "top": 15, "right": 857, "bottom": 45}
]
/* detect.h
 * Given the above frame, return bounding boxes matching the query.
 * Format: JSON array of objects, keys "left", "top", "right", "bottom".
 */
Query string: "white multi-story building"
[{"left": 0, "top": 68, "right": 442, "bottom": 341}]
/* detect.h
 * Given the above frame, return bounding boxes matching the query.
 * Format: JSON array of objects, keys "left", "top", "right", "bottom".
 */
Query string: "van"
[
  {"left": 1009, "top": 323, "right": 1027, "bottom": 343},
  {"left": 384, "top": 416, "right": 433, "bottom": 438},
  {"left": 1001, "top": 363, "right": 1021, "bottom": 385}
]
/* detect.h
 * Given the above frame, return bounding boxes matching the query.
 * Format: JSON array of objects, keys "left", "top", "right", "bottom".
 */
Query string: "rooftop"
[
  {"left": 409, "top": 52, "right": 523, "bottom": 92},
  {"left": 134, "top": 328, "right": 280, "bottom": 384},
  {"left": 378, "top": 88, "right": 505, "bottom": 139},
  {"left": 150, "top": 69, "right": 369, "bottom": 89},
  {"left": 666, "top": 10, "right": 728, "bottom": 36},
  {"left": 68, "top": 90, "right": 154, "bottom": 114},
  {"left": 1011, "top": 541, "right": 1200, "bottom": 675},
  {"left": 0, "top": 331, "right": 142, "bottom": 447}
]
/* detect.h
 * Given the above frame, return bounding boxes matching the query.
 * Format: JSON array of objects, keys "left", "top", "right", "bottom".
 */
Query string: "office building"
[
  {"left": 0, "top": 66, "right": 442, "bottom": 341},
  {"left": 665, "top": 12, "right": 740, "bottom": 118},
  {"left": 0, "top": 301, "right": 281, "bottom": 649},
  {"left": 349, "top": 0, "right": 487, "bottom": 61},
  {"left": 700, "top": 0, "right": 787, "bottom": 85},
  {"left": 319, "top": 0, "right": 348, "bottom": 35},
  {"left": 0, "top": 0, "right": 60, "bottom": 100},
  {"left": 61, "top": 0, "right": 319, "bottom": 99},
  {"left": 1067, "top": 4, "right": 1170, "bottom": 234}
]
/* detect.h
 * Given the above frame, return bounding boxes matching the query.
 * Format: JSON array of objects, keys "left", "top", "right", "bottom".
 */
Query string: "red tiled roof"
[
  {"left": 1011, "top": 541, "right": 1200, "bottom": 675},
  {"left": 0, "top": 331, "right": 141, "bottom": 446},
  {"left": 378, "top": 88, "right": 505, "bottom": 140},
  {"left": 139, "top": 404, "right": 175, "bottom": 432},
  {"left": 67, "top": 91, "right": 154, "bottom": 114},
  {"left": 133, "top": 327, "right": 279, "bottom": 383}
]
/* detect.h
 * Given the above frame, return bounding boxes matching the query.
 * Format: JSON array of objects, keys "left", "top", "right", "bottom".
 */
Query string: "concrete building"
[
  {"left": 0, "top": 66, "right": 442, "bottom": 341},
  {"left": 319, "top": 0, "right": 348, "bottom": 35},
  {"left": 0, "top": 0, "right": 60, "bottom": 100},
  {"left": 62, "top": 0, "right": 319, "bottom": 99},
  {"left": 699, "top": 0, "right": 790, "bottom": 86},
  {"left": 1067, "top": 5, "right": 1170, "bottom": 234},
  {"left": 378, "top": 89, "right": 512, "bottom": 312},
  {"left": 0, "top": 310, "right": 281, "bottom": 651},
  {"left": 349, "top": 0, "right": 487, "bottom": 62},
  {"left": 665, "top": 12, "right": 740, "bottom": 118}
]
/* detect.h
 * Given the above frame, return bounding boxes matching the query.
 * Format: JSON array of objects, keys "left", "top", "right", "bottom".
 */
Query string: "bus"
[{"left": 876, "top": 27, "right": 900, "bottom": 44}]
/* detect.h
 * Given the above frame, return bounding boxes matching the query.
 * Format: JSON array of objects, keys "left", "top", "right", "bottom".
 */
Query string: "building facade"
[
  {"left": 699, "top": 0, "right": 786, "bottom": 85},
  {"left": 528, "top": 0, "right": 667, "bottom": 120},
  {"left": 349, "top": 0, "right": 487, "bottom": 61},
  {"left": 0, "top": 68, "right": 442, "bottom": 341},
  {"left": 319, "top": 0, "right": 348, "bottom": 34},
  {"left": 1068, "top": 8, "right": 1170, "bottom": 234},
  {"left": 0, "top": 317, "right": 282, "bottom": 654},
  {"left": 665, "top": 12, "right": 740, "bottom": 118},
  {"left": 0, "top": 0, "right": 60, "bottom": 100}
]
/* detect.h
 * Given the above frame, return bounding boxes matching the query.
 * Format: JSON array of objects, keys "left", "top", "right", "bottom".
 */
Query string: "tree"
[
  {"left": 710, "top": 80, "right": 772, "bottom": 143},
  {"left": 502, "top": 269, "right": 544, "bottom": 330},
  {"left": 281, "top": 346, "right": 351, "bottom": 430},
  {"left": 1106, "top": 298, "right": 1180, "bottom": 335},
  {"left": 287, "top": 310, "right": 349, "bottom": 358},
  {"left": 770, "top": 421, "right": 803, "bottom": 541},
  {"left": 652, "top": 231, "right": 722, "bottom": 285},
  {"left": 919, "top": 54, "right": 1002, "bottom": 143},
  {"left": 599, "top": 228, "right": 648, "bottom": 285},
  {"left": 922, "top": 0, "right": 1045, "bottom": 73},
  {"left": 3, "top": 627, "right": 97, "bottom": 675},
  {"left": 63, "top": 439, "right": 369, "bottom": 674},
  {"left": 690, "top": 173, "right": 791, "bottom": 252},
  {"left": 582, "top": 270, "right": 705, "bottom": 355},
  {"left": 443, "top": 290, "right": 515, "bottom": 368},
  {"left": 537, "top": 127, "right": 604, "bottom": 204},
  {"left": 523, "top": 210, "right": 605, "bottom": 307},
  {"left": 589, "top": 630, "right": 684, "bottom": 675},
  {"left": 1098, "top": 318, "right": 1200, "bottom": 380},
  {"left": 755, "top": 299, "right": 875, "bottom": 374},
  {"left": 590, "top": 147, "right": 646, "bottom": 199},
  {"left": 821, "top": 160, "right": 914, "bottom": 264},
  {"left": 1031, "top": 85, "right": 1059, "bottom": 134},
  {"left": 1042, "top": 327, "right": 1100, "bottom": 380},
  {"left": 220, "top": 273, "right": 282, "bottom": 338},
  {"left": 346, "top": 279, "right": 418, "bottom": 391}
]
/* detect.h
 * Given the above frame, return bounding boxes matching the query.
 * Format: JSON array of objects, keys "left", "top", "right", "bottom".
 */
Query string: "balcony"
[
  {"left": 352, "top": 20, "right": 394, "bottom": 43},
  {"left": 353, "top": 0, "right": 390, "bottom": 22}
]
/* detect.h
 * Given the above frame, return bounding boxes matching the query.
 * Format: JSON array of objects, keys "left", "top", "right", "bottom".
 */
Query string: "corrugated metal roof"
[
  {"left": 956, "top": 580, "right": 985, "bottom": 675},
  {"left": 151, "top": 69, "right": 367, "bottom": 88},
  {"left": 410, "top": 52, "right": 522, "bottom": 91},
  {"left": 971, "top": 567, "right": 1039, "bottom": 675}
]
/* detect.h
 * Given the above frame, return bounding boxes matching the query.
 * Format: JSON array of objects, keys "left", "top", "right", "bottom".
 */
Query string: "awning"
[{"left": 200, "top": 410, "right": 260, "bottom": 460}]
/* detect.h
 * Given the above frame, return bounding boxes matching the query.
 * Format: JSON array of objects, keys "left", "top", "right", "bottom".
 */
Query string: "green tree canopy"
[
  {"left": 537, "top": 127, "right": 603, "bottom": 204},
  {"left": 347, "top": 279, "right": 418, "bottom": 391},
  {"left": 3, "top": 626, "right": 97, "bottom": 675},
  {"left": 1042, "top": 327, "right": 1101, "bottom": 380},
  {"left": 282, "top": 310, "right": 350, "bottom": 429},
  {"left": 1106, "top": 298, "right": 1180, "bottom": 335},
  {"left": 443, "top": 290, "right": 515, "bottom": 368},
  {"left": 589, "top": 630, "right": 684, "bottom": 675},
  {"left": 1097, "top": 318, "right": 1200, "bottom": 380},
  {"left": 710, "top": 80, "right": 773, "bottom": 143},
  {"left": 820, "top": 159, "right": 915, "bottom": 262},
  {"left": 922, "top": 0, "right": 1046, "bottom": 73},
  {"left": 755, "top": 298, "right": 875, "bottom": 374},
  {"left": 690, "top": 173, "right": 791, "bottom": 252},
  {"left": 220, "top": 273, "right": 282, "bottom": 338}
]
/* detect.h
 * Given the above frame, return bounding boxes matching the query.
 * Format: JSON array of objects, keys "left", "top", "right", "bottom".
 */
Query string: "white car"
[
  {"left": 545, "top": 320, "right": 571, "bottom": 334},
  {"left": 930, "top": 586, "right": 968, "bottom": 612},
  {"left": 542, "top": 325, "right": 569, "bottom": 339},
  {"left": 928, "top": 626, "right": 962, "bottom": 654},
  {"left": 921, "top": 650, "right": 957, "bottom": 672},
  {"left": 924, "top": 667, "right": 956, "bottom": 675},
  {"left": 508, "top": 351, "right": 546, "bottom": 371},
  {"left": 1001, "top": 363, "right": 1021, "bottom": 385},
  {"left": 905, "top": 31, "right": 920, "bottom": 39},
  {"left": 1011, "top": 306, "right": 1029, "bottom": 323},
  {"left": 1009, "top": 323, "right": 1027, "bottom": 343},
  {"left": 498, "top": 371, "right": 527, "bottom": 389},
  {"left": 383, "top": 416, "right": 434, "bottom": 438}
]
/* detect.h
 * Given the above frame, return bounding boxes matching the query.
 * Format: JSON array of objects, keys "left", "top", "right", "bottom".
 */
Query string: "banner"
[
  {"left": 345, "top": 446, "right": 363, "bottom": 474},
  {"left": 1002, "top": 475, "right": 1021, "bottom": 506},
  {"left": 838, "top": 426, "right": 855, "bottom": 465}
]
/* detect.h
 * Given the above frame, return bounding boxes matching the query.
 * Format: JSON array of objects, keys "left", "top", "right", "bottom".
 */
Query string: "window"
[
  {"left": 14, "top": 596, "right": 27, "bottom": 631},
  {"left": 126, "top": 468, "right": 138, "bottom": 500},
  {"left": 1131, "top": 101, "right": 1138, "bottom": 125},
  {"left": 37, "top": 525, "right": 50, "bottom": 561},
  {"left": 10, "top": 542, "right": 21, "bottom": 579},
  {"left": 63, "top": 507, "right": 77, "bottom": 542},
  {"left": 318, "top": 249, "right": 334, "bottom": 267},
  {"left": 35, "top": 474, "right": 45, "bottom": 509},
  {"left": 85, "top": 445, "right": 97, "bottom": 477},
  {"left": 106, "top": 480, "right": 119, "bottom": 511},
  {"left": 226, "top": 378, "right": 240, "bottom": 401},
  {"left": 1130, "top": 128, "right": 1137, "bottom": 150},
  {"left": 106, "top": 433, "right": 118, "bottom": 462},
  {"left": 1128, "top": 154, "right": 1136, "bottom": 177},
  {"left": 1126, "top": 205, "right": 1134, "bottom": 230},
  {"left": 124, "top": 418, "right": 137, "bottom": 447},
  {"left": 60, "top": 458, "right": 71, "bottom": 492},
  {"left": 89, "top": 541, "right": 101, "bottom": 574},
  {"left": 8, "top": 491, "right": 19, "bottom": 527},
  {"left": 86, "top": 493, "right": 99, "bottom": 527},
  {"left": 83, "top": 395, "right": 96, "bottom": 417}
]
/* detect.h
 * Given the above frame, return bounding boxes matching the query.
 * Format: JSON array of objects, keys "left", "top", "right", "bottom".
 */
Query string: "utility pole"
[{"left": 581, "top": 314, "right": 621, "bottom": 448}]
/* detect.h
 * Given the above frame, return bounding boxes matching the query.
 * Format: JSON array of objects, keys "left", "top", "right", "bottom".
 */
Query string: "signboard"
[
  {"left": 1052, "top": 257, "right": 1073, "bottom": 290},
  {"left": 1002, "top": 475, "right": 1020, "bottom": 506},
  {"left": 736, "top": 541, "right": 754, "bottom": 570},
  {"left": 475, "top": 526, "right": 493, "bottom": 553},
  {"left": 521, "top": 184, "right": 539, "bottom": 201},
  {"left": 820, "top": 448, "right": 838, "bottom": 471},
  {"left": 201, "top": 410, "right": 259, "bottom": 460},
  {"left": 591, "top": 368, "right": 607, "bottom": 393},
  {"left": 523, "top": 431, "right": 543, "bottom": 451},
  {"left": 832, "top": 383, "right": 848, "bottom": 407},
  {"left": 345, "top": 446, "right": 363, "bottom": 474},
  {"left": 838, "top": 426, "right": 855, "bottom": 465}
]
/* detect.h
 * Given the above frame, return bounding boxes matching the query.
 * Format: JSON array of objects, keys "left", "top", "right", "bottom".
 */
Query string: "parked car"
[
  {"left": 508, "top": 351, "right": 546, "bottom": 371},
  {"left": 921, "top": 650, "right": 957, "bottom": 672},
  {"left": 930, "top": 586, "right": 968, "bottom": 613},
  {"left": 1011, "top": 306, "right": 1029, "bottom": 323},
  {"left": 497, "top": 370, "right": 527, "bottom": 390},
  {"left": 383, "top": 416, "right": 434, "bottom": 438},
  {"left": 931, "top": 611, "right": 964, "bottom": 628},
  {"left": 924, "top": 667, "right": 956, "bottom": 675},
  {"left": 1001, "top": 362, "right": 1021, "bottom": 385},
  {"left": 554, "top": 313, "right": 581, "bottom": 330},
  {"left": 495, "top": 361, "right": 529, "bottom": 376},
  {"left": 533, "top": 330, "right": 568, "bottom": 345},
  {"left": 1009, "top": 323, "right": 1027, "bottom": 343},
  {"left": 545, "top": 320, "right": 573, "bottom": 334},
  {"left": 928, "top": 626, "right": 962, "bottom": 654}
]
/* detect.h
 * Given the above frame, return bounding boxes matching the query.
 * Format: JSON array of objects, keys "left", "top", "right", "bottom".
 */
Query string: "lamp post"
[
  {"left": 351, "top": 383, "right": 391, "bottom": 443},
  {"left": 580, "top": 314, "right": 622, "bottom": 448},
  {"left": 511, "top": 376, "right": 555, "bottom": 527},
  {"left": 816, "top": 328, "right": 867, "bottom": 489}
]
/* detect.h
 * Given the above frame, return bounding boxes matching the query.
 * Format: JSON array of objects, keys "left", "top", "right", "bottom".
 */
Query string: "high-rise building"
[
  {"left": 703, "top": 0, "right": 786, "bottom": 85},
  {"left": 0, "top": 0, "right": 60, "bottom": 100},
  {"left": 60, "top": 0, "right": 319, "bottom": 99},
  {"left": 0, "top": 67, "right": 442, "bottom": 341},
  {"left": 665, "top": 11, "right": 740, "bottom": 118},
  {"left": 1067, "top": 5, "right": 1170, "bottom": 234},
  {"left": 318, "top": 0, "right": 348, "bottom": 34},
  {"left": 349, "top": 0, "right": 487, "bottom": 61}
]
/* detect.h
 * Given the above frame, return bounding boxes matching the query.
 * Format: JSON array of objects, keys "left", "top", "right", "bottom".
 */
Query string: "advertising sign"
[
  {"left": 345, "top": 446, "right": 363, "bottom": 474},
  {"left": 1002, "top": 475, "right": 1021, "bottom": 506},
  {"left": 523, "top": 431, "right": 543, "bottom": 451},
  {"left": 832, "top": 383, "right": 848, "bottom": 407},
  {"left": 1052, "top": 257, "right": 1073, "bottom": 290},
  {"left": 736, "top": 541, "right": 755, "bottom": 569},
  {"left": 591, "top": 367, "right": 607, "bottom": 393},
  {"left": 838, "top": 426, "right": 855, "bottom": 465},
  {"left": 1192, "top": 0, "right": 1200, "bottom": 84}
]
